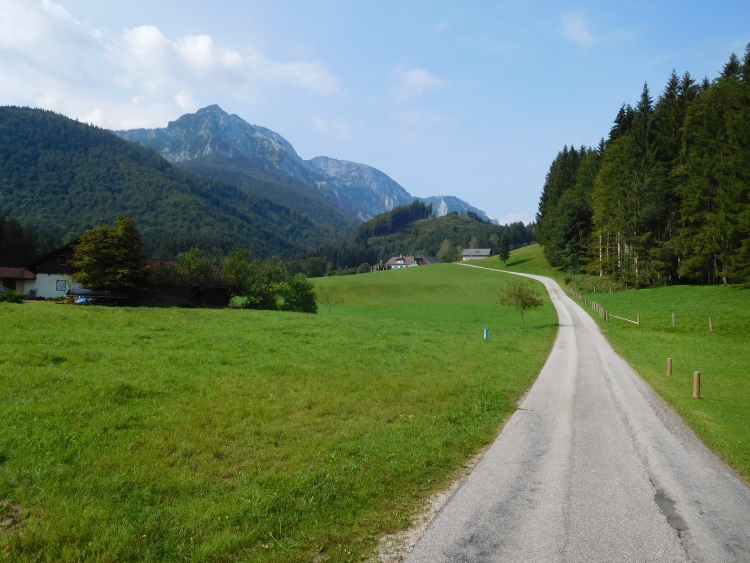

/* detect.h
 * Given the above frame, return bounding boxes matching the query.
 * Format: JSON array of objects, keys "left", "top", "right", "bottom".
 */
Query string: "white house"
[
  {"left": 385, "top": 255, "right": 438, "bottom": 269},
  {"left": 22, "top": 244, "right": 81, "bottom": 298}
]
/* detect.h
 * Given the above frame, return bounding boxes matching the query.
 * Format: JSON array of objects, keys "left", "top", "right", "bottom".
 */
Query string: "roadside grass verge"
[
  {"left": 480, "top": 244, "right": 750, "bottom": 483},
  {"left": 0, "top": 264, "right": 556, "bottom": 562}
]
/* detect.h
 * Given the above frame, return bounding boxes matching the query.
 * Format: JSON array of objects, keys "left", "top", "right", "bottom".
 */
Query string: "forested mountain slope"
[
  {"left": 536, "top": 46, "right": 750, "bottom": 285},
  {"left": 177, "top": 155, "right": 359, "bottom": 236},
  {"left": 311, "top": 201, "right": 534, "bottom": 268},
  {"left": 0, "top": 107, "right": 337, "bottom": 259}
]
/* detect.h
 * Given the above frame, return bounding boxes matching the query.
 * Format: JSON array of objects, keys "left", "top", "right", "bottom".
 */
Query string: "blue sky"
[{"left": 1, "top": 1, "right": 748, "bottom": 223}]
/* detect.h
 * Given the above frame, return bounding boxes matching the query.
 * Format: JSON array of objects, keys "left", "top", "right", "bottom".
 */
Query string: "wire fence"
[{"left": 569, "top": 289, "right": 639, "bottom": 325}]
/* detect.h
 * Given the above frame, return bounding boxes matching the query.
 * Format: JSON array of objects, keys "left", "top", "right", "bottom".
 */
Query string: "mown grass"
[
  {"left": 479, "top": 244, "right": 750, "bottom": 483},
  {"left": 0, "top": 264, "right": 556, "bottom": 562}
]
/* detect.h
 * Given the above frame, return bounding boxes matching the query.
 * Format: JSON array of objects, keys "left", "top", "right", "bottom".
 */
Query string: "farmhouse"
[
  {"left": 23, "top": 243, "right": 82, "bottom": 298},
  {"left": 386, "top": 255, "right": 438, "bottom": 269},
  {"left": 461, "top": 248, "right": 493, "bottom": 261},
  {"left": 0, "top": 267, "right": 36, "bottom": 293},
  {"left": 6, "top": 243, "right": 228, "bottom": 306}
]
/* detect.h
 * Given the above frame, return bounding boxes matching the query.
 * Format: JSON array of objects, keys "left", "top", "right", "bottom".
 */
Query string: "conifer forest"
[{"left": 536, "top": 46, "right": 750, "bottom": 286}]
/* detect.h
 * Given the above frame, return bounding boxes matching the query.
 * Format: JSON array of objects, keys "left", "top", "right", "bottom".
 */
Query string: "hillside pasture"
[{"left": 0, "top": 264, "right": 556, "bottom": 562}]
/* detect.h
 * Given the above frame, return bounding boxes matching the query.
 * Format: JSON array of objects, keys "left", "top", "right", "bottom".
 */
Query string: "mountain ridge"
[{"left": 114, "top": 105, "right": 497, "bottom": 224}]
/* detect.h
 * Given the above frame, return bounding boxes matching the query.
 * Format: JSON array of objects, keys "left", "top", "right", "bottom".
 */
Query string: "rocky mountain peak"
[{"left": 114, "top": 105, "right": 495, "bottom": 224}]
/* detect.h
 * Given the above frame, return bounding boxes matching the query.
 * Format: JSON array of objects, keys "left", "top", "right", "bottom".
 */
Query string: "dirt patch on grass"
[{"left": 0, "top": 501, "right": 22, "bottom": 532}]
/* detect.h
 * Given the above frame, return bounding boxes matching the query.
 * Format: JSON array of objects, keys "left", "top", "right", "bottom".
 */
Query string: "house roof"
[
  {"left": 461, "top": 248, "right": 492, "bottom": 257},
  {"left": 416, "top": 255, "right": 439, "bottom": 265},
  {"left": 0, "top": 267, "right": 35, "bottom": 280},
  {"left": 386, "top": 255, "right": 417, "bottom": 266},
  {"left": 25, "top": 243, "right": 78, "bottom": 269}
]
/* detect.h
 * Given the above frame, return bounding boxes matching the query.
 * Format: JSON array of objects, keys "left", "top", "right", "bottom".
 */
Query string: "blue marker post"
[{"left": 483, "top": 328, "right": 488, "bottom": 339}]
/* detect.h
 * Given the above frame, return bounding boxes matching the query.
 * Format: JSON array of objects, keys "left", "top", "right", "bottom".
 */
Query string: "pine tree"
[
  {"left": 499, "top": 233, "right": 510, "bottom": 266},
  {"left": 742, "top": 43, "right": 750, "bottom": 83},
  {"left": 721, "top": 53, "right": 742, "bottom": 80}
]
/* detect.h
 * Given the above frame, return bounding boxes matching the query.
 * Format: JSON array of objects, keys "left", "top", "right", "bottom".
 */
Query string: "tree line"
[
  {"left": 536, "top": 45, "right": 750, "bottom": 286},
  {"left": 68, "top": 216, "right": 317, "bottom": 312},
  {"left": 307, "top": 202, "right": 535, "bottom": 271},
  {"left": 0, "top": 214, "right": 61, "bottom": 266}
]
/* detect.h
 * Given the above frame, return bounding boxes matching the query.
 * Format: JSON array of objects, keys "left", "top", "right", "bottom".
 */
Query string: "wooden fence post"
[
  {"left": 637, "top": 312, "right": 641, "bottom": 326},
  {"left": 667, "top": 358, "right": 672, "bottom": 376},
  {"left": 709, "top": 316, "right": 713, "bottom": 332},
  {"left": 693, "top": 371, "right": 701, "bottom": 399},
  {"left": 672, "top": 312, "right": 675, "bottom": 327}
]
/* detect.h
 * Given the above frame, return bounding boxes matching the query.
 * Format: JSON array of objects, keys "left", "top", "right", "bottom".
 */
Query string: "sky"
[{"left": 1, "top": 1, "right": 748, "bottom": 224}]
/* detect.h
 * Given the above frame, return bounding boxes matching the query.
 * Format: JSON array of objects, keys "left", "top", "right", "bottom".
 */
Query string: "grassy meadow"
[
  {"left": 479, "top": 244, "right": 750, "bottom": 483},
  {"left": 0, "top": 264, "right": 556, "bottom": 562}
]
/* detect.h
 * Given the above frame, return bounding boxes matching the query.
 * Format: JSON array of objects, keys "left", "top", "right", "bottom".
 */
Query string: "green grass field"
[
  {"left": 0, "top": 264, "right": 556, "bottom": 562},
  {"left": 479, "top": 244, "right": 750, "bottom": 483}
]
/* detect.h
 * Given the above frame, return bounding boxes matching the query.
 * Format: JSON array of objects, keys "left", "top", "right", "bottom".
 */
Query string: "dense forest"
[
  {"left": 309, "top": 201, "right": 535, "bottom": 269},
  {"left": 177, "top": 154, "right": 359, "bottom": 237},
  {"left": 0, "top": 215, "right": 60, "bottom": 266},
  {"left": 0, "top": 107, "right": 340, "bottom": 260},
  {"left": 536, "top": 45, "right": 750, "bottom": 286}
]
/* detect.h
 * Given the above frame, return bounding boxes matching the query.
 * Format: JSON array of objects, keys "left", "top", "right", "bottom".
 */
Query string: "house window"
[
  {"left": 58, "top": 255, "right": 68, "bottom": 265},
  {"left": 56, "top": 280, "right": 67, "bottom": 292}
]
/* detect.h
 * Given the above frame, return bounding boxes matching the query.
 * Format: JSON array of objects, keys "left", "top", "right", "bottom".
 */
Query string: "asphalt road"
[{"left": 406, "top": 266, "right": 750, "bottom": 563}]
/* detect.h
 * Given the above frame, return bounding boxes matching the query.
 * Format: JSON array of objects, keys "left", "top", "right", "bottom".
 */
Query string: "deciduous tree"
[
  {"left": 499, "top": 281, "right": 545, "bottom": 328},
  {"left": 316, "top": 284, "right": 343, "bottom": 314},
  {"left": 71, "top": 216, "right": 150, "bottom": 291}
]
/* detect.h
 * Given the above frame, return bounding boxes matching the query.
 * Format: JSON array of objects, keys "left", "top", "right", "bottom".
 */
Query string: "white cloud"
[
  {"left": 117, "top": 24, "right": 338, "bottom": 97},
  {"left": 82, "top": 108, "right": 106, "bottom": 126},
  {"left": 0, "top": 0, "right": 339, "bottom": 129},
  {"left": 562, "top": 13, "right": 593, "bottom": 46},
  {"left": 497, "top": 212, "right": 532, "bottom": 225},
  {"left": 313, "top": 117, "right": 351, "bottom": 139},
  {"left": 174, "top": 90, "right": 196, "bottom": 111},
  {"left": 391, "top": 63, "right": 445, "bottom": 102}
]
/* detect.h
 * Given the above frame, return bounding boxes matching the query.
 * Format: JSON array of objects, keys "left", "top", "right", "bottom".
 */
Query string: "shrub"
[
  {"left": 0, "top": 290, "right": 25, "bottom": 303},
  {"left": 279, "top": 274, "right": 317, "bottom": 313}
]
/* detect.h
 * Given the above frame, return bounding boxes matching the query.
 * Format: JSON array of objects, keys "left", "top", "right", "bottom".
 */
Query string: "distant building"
[
  {"left": 23, "top": 243, "right": 82, "bottom": 298},
  {"left": 10, "top": 245, "right": 231, "bottom": 306},
  {"left": 0, "top": 267, "right": 36, "bottom": 293},
  {"left": 386, "top": 255, "right": 438, "bottom": 269},
  {"left": 461, "top": 248, "right": 493, "bottom": 261}
]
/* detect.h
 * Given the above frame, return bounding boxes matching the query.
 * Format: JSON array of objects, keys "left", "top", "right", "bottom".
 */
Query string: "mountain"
[
  {"left": 307, "top": 156, "right": 413, "bottom": 221},
  {"left": 416, "top": 196, "right": 497, "bottom": 223},
  {"left": 0, "top": 106, "right": 339, "bottom": 259},
  {"left": 114, "top": 105, "right": 492, "bottom": 223},
  {"left": 113, "top": 105, "right": 358, "bottom": 233}
]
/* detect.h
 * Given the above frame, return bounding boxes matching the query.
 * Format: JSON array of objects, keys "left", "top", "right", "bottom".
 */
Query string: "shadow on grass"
[{"left": 507, "top": 258, "right": 532, "bottom": 267}]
